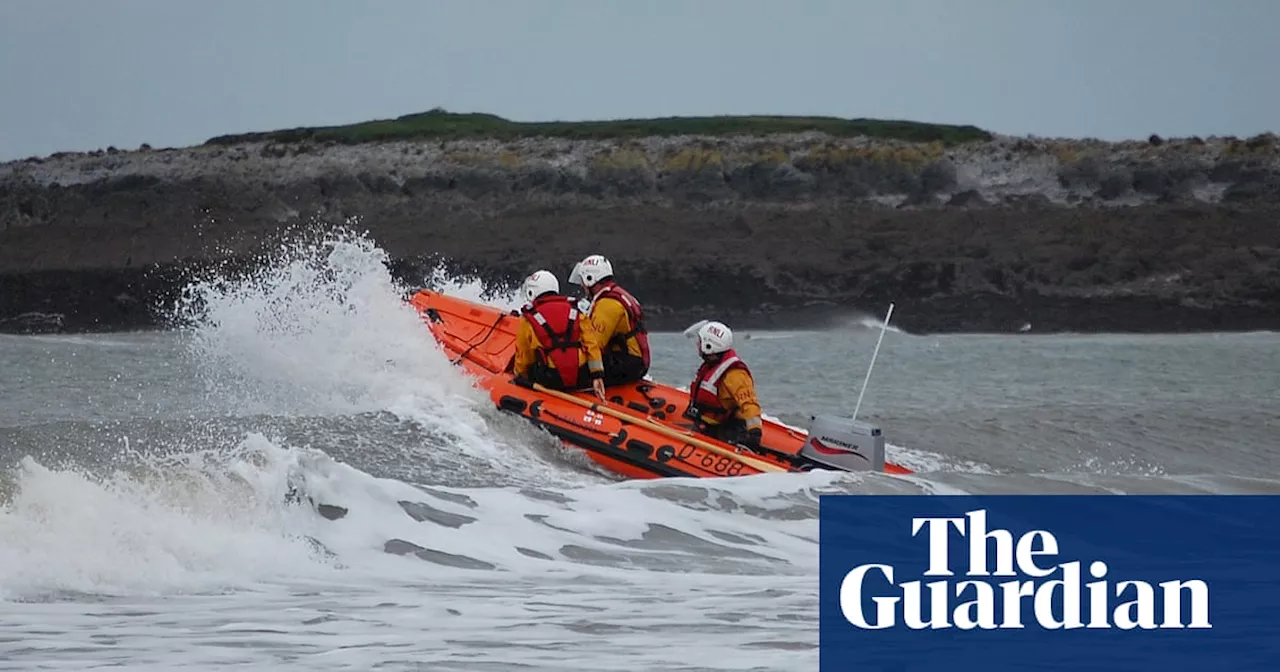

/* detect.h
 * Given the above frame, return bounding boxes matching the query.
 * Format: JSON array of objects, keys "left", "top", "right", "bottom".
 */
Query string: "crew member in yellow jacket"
[
  {"left": 682, "top": 320, "right": 764, "bottom": 452},
  {"left": 511, "top": 270, "right": 606, "bottom": 400},
  {"left": 569, "top": 255, "right": 651, "bottom": 389}
]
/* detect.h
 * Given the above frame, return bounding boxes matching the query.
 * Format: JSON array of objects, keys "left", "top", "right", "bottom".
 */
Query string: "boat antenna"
[{"left": 851, "top": 303, "right": 894, "bottom": 424}]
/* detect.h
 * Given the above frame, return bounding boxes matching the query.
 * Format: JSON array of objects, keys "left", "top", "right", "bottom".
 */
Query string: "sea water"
[{"left": 2, "top": 231, "right": 1277, "bottom": 670}]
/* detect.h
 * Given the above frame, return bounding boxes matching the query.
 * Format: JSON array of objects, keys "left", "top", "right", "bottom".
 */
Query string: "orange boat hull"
[{"left": 407, "top": 289, "right": 912, "bottom": 479}]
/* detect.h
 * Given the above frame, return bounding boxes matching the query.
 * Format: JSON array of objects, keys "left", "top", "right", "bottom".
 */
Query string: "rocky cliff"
[{"left": 3, "top": 112, "right": 1279, "bottom": 335}]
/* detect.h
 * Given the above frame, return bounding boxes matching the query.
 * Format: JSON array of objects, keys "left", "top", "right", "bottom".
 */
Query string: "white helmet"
[
  {"left": 569, "top": 254, "right": 613, "bottom": 289},
  {"left": 684, "top": 319, "right": 733, "bottom": 356},
  {"left": 521, "top": 270, "right": 559, "bottom": 305}
]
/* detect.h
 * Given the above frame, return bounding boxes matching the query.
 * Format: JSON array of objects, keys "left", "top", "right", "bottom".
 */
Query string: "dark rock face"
[{"left": 2, "top": 132, "right": 1280, "bottom": 335}]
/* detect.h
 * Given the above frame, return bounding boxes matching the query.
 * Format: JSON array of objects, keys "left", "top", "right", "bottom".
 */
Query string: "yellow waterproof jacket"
[
  {"left": 582, "top": 295, "right": 641, "bottom": 376},
  {"left": 716, "top": 368, "right": 763, "bottom": 431}
]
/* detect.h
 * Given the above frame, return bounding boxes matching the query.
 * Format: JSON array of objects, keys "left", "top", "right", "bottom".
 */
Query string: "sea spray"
[
  {"left": 170, "top": 228, "right": 458, "bottom": 412},
  {"left": 168, "top": 227, "right": 522, "bottom": 414},
  {"left": 164, "top": 225, "right": 599, "bottom": 488}
]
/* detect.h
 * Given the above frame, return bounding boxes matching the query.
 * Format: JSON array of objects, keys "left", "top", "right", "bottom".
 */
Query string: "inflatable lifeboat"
[{"left": 407, "top": 289, "right": 913, "bottom": 479}]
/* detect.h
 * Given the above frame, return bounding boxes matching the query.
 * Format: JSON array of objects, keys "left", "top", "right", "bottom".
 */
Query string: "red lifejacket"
[
  {"left": 521, "top": 294, "right": 584, "bottom": 388},
  {"left": 687, "top": 349, "right": 749, "bottom": 425},
  {"left": 590, "top": 280, "right": 650, "bottom": 368}
]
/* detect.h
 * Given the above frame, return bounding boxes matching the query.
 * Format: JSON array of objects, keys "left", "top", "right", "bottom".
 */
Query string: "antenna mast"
[{"left": 852, "top": 303, "right": 894, "bottom": 424}]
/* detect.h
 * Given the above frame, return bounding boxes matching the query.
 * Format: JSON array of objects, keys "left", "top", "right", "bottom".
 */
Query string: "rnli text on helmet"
[{"left": 838, "top": 508, "right": 1211, "bottom": 630}]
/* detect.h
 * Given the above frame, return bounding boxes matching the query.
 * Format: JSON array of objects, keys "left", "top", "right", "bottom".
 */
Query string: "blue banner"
[{"left": 819, "top": 495, "right": 1280, "bottom": 671}]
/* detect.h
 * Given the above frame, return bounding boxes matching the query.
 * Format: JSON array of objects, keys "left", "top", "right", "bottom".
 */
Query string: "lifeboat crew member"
[
  {"left": 568, "top": 254, "right": 650, "bottom": 388},
  {"left": 513, "top": 270, "right": 606, "bottom": 400},
  {"left": 683, "top": 320, "right": 763, "bottom": 452}
]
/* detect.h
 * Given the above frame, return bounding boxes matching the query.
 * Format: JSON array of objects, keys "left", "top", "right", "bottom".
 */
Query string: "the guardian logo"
[{"left": 840, "top": 509, "right": 1212, "bottom": 631}]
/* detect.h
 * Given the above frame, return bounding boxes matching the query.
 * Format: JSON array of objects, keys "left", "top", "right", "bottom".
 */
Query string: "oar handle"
[{"left": 530, "top": 383, "right": 786, "bottom": 474}]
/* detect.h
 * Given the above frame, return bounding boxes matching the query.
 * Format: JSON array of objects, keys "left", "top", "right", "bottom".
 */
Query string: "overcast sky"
[{"left": 1, "top": 0, "right": 1276, "bottom": 160}]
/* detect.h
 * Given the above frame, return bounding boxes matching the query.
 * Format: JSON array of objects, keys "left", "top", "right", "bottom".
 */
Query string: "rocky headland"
[{"left": 3, "top": 110, "right": 1279, "bottom": 335}]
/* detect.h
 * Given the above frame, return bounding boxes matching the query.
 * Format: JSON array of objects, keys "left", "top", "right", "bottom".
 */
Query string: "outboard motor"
[{"left": 799, "top": 415, "right": 886, "bottom": 472}]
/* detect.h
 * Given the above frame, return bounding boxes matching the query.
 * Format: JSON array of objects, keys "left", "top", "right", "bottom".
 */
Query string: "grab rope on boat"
[{"left": 449, "top": 311, "right": 508, "bottom": 366}]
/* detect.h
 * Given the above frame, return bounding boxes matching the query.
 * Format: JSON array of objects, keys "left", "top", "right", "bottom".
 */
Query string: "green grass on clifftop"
[{"left": 204, "top": 108, "right": 992, "bottom": 147}]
